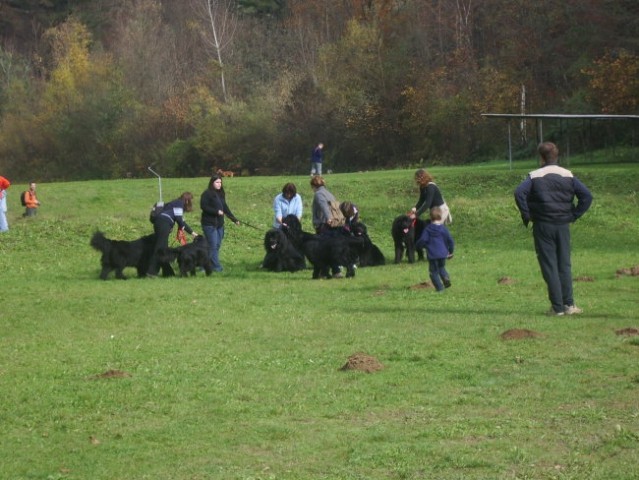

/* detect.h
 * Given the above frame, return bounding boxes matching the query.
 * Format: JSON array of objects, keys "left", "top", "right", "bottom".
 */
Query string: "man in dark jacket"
[{"left": 515, "top": 142, "right": 593, "bottom": 316}]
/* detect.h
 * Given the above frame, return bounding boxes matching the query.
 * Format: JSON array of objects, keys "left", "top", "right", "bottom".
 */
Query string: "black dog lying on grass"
[
  {"left": 90, "top": 231, "right": 174, "bottom": 280},
  {"left": 300, "top": 231, "right": 365, "bottom": 279},
  {"left": 349, "top": 222, "right": 386, "bottom": 267},
  {"left": 262, "top": 227, "right": 306, "bottom": 272},
  {"left": 391, "top": 215, "right": 426, "bottom": 264},
  {"left": 159, "top": 235, "right": 213, "bottom": 277}
]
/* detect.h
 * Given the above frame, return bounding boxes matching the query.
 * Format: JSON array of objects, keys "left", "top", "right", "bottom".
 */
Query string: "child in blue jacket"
[{"left": 415, "top": 207, "right": 454, "bottom": 291}]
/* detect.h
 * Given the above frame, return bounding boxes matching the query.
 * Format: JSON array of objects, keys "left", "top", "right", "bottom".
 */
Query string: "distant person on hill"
[
  {"left": 0, "top": 175, "right": 10, "bottom": 232},
  {"left": 415, "top": 207, "right": 454, "bottom": 292},
  {"left": 273, "top": 182, "right": 303, "bottom": 228},
  {"left": 514, "top": 141, "right": 593, "bottom": 316},
  {"left": 147, "top": 192, "right": 199, "bottom": 277},
  {"left": 410, "top": 169, "right": 452, "bottom": 224},
  {"left": 310, "top": 142, "right": 324, "bottom": 176},
  {"left": 23, "top": 182, "right": 41, "bottom": 217},
  {"left": 201, "top": 175, "right": 240, "bottom": 272}
]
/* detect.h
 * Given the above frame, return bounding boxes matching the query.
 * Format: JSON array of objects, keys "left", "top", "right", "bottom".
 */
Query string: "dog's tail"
[{"left": 90, "top": 231, "right": 111, "bottom": 254}]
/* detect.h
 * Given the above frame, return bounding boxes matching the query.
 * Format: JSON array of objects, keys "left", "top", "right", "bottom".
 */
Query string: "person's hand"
[
  {"left": 447, "top": 253, "right": 454, "bottom": 260},
  {"left": 522, "top": 216, "right": 530, "bottom": 228},
  {"left": 235, "top": 221, "right": 241, "bottom": 226},
  {"left": 192, "top": 232, "right": 199, "bottom": 237}
]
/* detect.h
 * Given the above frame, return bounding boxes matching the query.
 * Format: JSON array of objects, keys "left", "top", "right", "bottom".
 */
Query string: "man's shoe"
[
  {"left": 546, "top": 308, "right": 565, "bottom": 316},
  {"left": 443, "top": 278, "right": 451, "bottom": 288},
  {"left": 564, "top": 305, "right": 583, "bottom": 315}
]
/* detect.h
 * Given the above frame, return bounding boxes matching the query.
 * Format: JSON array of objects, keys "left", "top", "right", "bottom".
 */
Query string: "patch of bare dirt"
[
  {"left": 339, "top": 353, "right": 384, "bottom": 373},
  {"left": 90, "top": 369, "right": 131, "bottom": 380},
  {"left": 574, "top": 275, "right": 595, "bottom": 282},
  {"left": 500, "top": 329, "right": 544, "bottom": 340},
  {"left": 615, "top": 328, "right": 639, "bottom": 336},
  {"left": 498, "top": 276, "right": 516, "bottom": 285},
  {"left": 616, "top": 265, "right": 639, "bottom": 277},
  {"left": 409, "top": 281, "right": 434, "bottom": 290}
]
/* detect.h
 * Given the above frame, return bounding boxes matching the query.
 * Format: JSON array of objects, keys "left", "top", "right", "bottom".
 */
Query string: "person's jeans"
[
  {"left": 428, "top": 258, "right": 450, "bottom": 291},
  {"left": 311, "top": 162, "right": 322, "bottom": 175},
  {"left": 203, "top": 224, "right": 225, "bottom": 271}
]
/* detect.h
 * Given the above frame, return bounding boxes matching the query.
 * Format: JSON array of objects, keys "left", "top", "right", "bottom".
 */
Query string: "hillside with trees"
[{"left": 0, "top": 0, "right": 638, "bottom": 181}]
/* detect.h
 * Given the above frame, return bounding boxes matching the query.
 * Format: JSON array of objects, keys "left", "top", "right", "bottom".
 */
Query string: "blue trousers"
[
  {"left": 428, "top": 258, "right": 450, "bottom": 291},
  {"left": 203, "top": 225, "right": 224, "bottom": 272}
]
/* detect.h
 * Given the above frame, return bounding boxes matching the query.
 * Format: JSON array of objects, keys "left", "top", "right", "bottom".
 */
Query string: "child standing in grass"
[{"left": 415, "top": 207, "right": 454, "bottom": 292}]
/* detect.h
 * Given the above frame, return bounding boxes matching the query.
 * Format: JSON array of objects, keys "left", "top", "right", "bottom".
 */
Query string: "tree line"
[{"left": 0, "top": 0, "right": 637, "bottom": 181}]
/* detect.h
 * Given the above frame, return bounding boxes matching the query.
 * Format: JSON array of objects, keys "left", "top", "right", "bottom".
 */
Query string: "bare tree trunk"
[{"left": 193, "top": 0, "right": 237, "bottom": 102}]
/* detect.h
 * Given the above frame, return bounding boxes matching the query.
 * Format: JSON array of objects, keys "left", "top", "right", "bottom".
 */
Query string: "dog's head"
[
  {"left": 264, "top": 229, "right": 286, "bottom": 251},
  {"left": 393, "top": 215, "right": 414, "bottom": 236}
]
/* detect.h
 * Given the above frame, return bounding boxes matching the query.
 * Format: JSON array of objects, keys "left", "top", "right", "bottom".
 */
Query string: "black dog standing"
[{"left": 391, "top": 215, "right": 425, "bottom": 263}]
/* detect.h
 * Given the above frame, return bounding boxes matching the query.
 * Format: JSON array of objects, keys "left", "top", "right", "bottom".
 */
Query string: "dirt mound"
[
  {"left": 616, "top": 265, "right": 639, "bottom": 277},
  {"left": 498, "top": 276, "right": 516, "bottom": 285},
  {"left": 339, "top": 353, "right": 384, "bottom": 373},
  {"left": 409, "top": 281, "right": 434, "bottom": 290},
  {"left": 500, "top": 329, "right": 543, "bottom": 340},
  {"left": 574, "top": 275, "right": 595, "bottom": 282},
  {"left": 90, "top": 369, "right": 131, "bottom": 380},
  {"left": 615, "top": 328, "right": 639, "bottom": 336}
]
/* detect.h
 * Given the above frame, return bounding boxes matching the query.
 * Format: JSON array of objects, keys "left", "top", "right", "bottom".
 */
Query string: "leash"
[{"left": 238, "top": 219, "right": 263, "bottom": 231}]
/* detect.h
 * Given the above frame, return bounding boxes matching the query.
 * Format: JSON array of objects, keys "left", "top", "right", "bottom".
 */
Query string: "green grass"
[{"left": 1, "top": 156, "right": 638, "bottom": 479}]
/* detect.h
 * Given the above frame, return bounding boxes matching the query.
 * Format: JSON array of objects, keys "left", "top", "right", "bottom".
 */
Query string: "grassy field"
[{"left": 1, "top": 154, "right": 638, "bottom": 479}]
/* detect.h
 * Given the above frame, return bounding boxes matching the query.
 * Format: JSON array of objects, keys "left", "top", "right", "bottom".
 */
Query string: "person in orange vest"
[
  {"left": 23, "top": 182, "right": 41, "bottom": 217},
  {"left": 0, "top": 175, "right": 10, "bottom": 232}
]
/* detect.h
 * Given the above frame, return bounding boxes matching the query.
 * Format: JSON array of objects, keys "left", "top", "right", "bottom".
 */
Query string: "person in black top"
[
  {"left": 201, "top": 175, "right": 240, "bottom": 272},
  {"left": 147, "top": 192, "right": 198, "bottom": 277},
  {"left": 410, "top": 169, "right": 452, "bottom": 224}
]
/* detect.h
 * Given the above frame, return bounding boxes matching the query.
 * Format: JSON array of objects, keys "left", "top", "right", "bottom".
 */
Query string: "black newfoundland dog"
[
  {"left": 261, "top": 228, "right": 306, "bottom": 272},
  {"left": 159, "top": 235, "right": 213, "bottom": 277},
  {"left": 300, "top": 231, "right": 365, "bottom": 279},
  {"left": 90, "top": 231, "right": 174, "bottom": 280},
  {"left": 391, "top": 215, "right": 426, "bottom": 264},
  {"left": 261, "top": 214, "right": 307, "bottom": 273},
  {"left": 350, "top": 222, "right": 386, "bottom": 267}
]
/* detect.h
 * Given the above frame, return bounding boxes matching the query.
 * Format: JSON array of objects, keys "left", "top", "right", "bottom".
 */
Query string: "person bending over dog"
[{"left": 147, "top": 192, "right": 199, "bottom": 278}]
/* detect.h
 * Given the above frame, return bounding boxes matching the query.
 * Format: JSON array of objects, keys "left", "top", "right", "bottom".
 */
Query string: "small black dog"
[
  {"left": 301, "top": 231, "right": 364, "bottom": 279},
  {"left": 391, "top": 215, "right": 425, "bottom": 264},
  {"left": 350, "top": 222, "right": 386, "bottom": 267},
  {"left": 90, "top": 231, "right": 174, "bottom": 280},
  {"left": 159, "top": 236, "right": 213, "bottom": 277},
  {"left": 262, "top": 228, "right": 306, "bottom": 272}
]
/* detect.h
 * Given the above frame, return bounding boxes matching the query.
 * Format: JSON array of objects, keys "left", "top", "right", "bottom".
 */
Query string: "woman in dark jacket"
[
  {"left": 147, "top": 192, "right": 198, "bottom": 277},
  {"left": 410, "top": 169, "right": 452, "bottom": 224},
  {"left": 201, "top": 175, "right": 239, "bottom": 272}
]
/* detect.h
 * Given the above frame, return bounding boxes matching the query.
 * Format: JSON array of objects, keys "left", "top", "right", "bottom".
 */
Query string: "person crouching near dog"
[
  {"left": 147, "top": 192, "right": 199, "bottom": 277},
  {"left": 415, "top": 207, "right": 454, "bottom": 292},
  {"left": 200, "top": 175, "right": 240, "bottom": 272},
  {"left": 273, "top": 182, "right": 303, "bottom": 228}
]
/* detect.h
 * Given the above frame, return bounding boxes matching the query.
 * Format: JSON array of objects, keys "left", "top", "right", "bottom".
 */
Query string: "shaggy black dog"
[
  {"left": 391, "top": 215, "right": 426, "bottom": 264},
  {"left": 90, "top": 231, "right": 174, "bottom": 280},
  {"left": 300, "top": 231, "right": 365, "bottom": 279},
  {"left": 159, "top": 236, "right": 213, "bottom": 277},
  {"left": 261, "top": 227, "right": 306, "bottom": 272},
  {"left": 350, "top": 222, "right": 386, "bottom": 267}
]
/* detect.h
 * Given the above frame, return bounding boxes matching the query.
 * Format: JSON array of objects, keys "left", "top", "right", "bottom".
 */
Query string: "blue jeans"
[
  {"left": 428, "top": 258, "right": 450, "bottom": 291},
  {"left": 203, "top": 225, "right": 224, "bottom": 271}
]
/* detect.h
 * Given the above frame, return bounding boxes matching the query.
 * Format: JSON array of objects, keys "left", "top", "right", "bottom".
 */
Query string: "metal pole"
[
  {"left": 147, "top": 166, "right": 163, "bottom": 205},
  {"left": 508, "top": 121, "right": 513, "bottom": 170}
]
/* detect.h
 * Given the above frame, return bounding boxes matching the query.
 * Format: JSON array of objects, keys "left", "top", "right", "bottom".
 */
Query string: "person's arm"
[
  {"left": 223, "top": 200, "right": 239, "bottom": 224},
  {"left": 446, "top": 229, "right": 455, "bottom": 257},
  {"left": 415, "top": 227, "right": 429, "bottom": 250},
  {"left": 572, "top": 178, "right": 593, "bottom": 221},
  {"left": 172, "top": 205, "right": 194, "bottom": 235},
  {"left": 273, "top": 195, "right": 283, "bottom": 225},
  {"left": 415, "top": 185, "right": 434, "bottom": 217},
  {"left": 514, "top": 177, "right": 532, "bottom": 226},
  {"left": 294, "top": 195, "right": 303, "bottom": 220}
]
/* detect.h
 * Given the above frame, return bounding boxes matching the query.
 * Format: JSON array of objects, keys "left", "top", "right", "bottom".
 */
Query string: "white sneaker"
[{"left": 564, "top": 305, "right": 583, "bottom": 315}]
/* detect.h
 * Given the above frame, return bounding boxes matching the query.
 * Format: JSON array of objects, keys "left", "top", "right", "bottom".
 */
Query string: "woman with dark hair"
[
  {"left": 410, "top": 169, "right": 452, "bottom": 224},
  {"left": 201, "top": 175, "right": 239, "bottom": 272},
  {"left": 273, "top": 182, "right": 303, "bottom": 228},
  {"left": 147, "top": 192, "right": 198, "bottom": 277}
]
